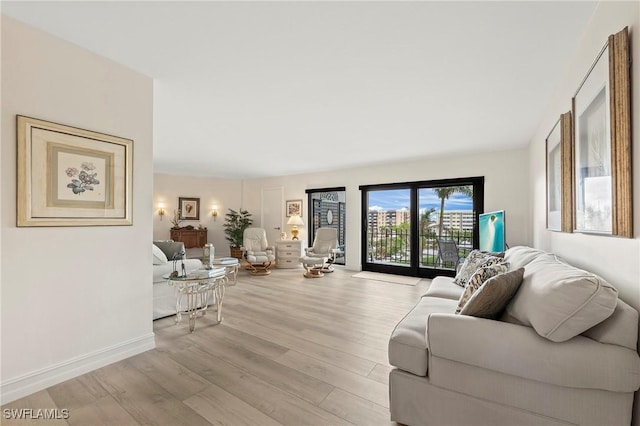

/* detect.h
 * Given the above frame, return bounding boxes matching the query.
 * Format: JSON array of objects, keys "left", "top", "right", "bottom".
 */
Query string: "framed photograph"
[
  {"left": 572, "top": 27, "right": 631, "bottom": 236},
  {"left": 179, "top": 197, "right": 200, "bottom": 220},
  {"left": 479, "top": 210, "right": 505, "bottom": 252},
  {"left": 546, "top": 112, "right": 573, "bottom": 233},
  {"left": 17, "top": 116, "right": 133, "bottom": 227},
  {"left": 286, "top": 199, "right": 302, "bottom": 217},
  {"left": 546, "top": 119, "right": 562, "bottom": 232}
]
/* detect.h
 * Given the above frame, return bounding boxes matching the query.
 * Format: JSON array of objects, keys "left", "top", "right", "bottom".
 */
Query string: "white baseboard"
[{"left": 1, "top": 332, "right": 156, "bottom": 405}]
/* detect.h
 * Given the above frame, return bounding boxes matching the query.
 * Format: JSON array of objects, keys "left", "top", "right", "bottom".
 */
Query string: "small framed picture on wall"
[
  {"left": 286, "top": 199, "right": 302, "bottom": 217},
  {"left": 179, "top": 197, "right": 200, "bottom": 220}
]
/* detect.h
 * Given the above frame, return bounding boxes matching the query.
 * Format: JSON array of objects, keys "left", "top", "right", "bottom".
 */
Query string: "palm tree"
[{"left": 435, "top": 186, "right": 473, "bottom": 238}]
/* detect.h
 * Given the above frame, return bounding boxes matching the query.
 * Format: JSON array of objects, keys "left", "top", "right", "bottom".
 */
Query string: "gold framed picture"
[{"left": 17, "top": 115, "right": 133, "bottom": 227}]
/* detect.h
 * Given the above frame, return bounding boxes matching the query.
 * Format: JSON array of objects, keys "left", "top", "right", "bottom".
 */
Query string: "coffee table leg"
[{"left": 215, "top": 279, "right": 226, "bottom": 323}]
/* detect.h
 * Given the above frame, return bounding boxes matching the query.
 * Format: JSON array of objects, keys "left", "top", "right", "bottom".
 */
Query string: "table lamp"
[{"left": 287, "top": 214, "right": 304, "bottom": 240}]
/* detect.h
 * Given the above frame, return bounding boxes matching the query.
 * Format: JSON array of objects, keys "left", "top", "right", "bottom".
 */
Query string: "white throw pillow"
[
  {"left": 152, "top": 244, "right": 168, "bottom": 265},
  {"left": 504, "top": 255, "right": 618, "bottom": 342}
]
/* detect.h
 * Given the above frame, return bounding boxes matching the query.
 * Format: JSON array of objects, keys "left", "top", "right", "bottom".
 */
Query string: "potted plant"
[{"left": 223, "top": 208, "right": 253, "bottom": 258}]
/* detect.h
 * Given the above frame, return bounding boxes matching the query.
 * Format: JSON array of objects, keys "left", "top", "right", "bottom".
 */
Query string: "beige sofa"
[
  {"left": 389, "top": 246, "right": 640, "bottom": 426},
  {"left": 152, "top": 241, "right": 202, "bottom": 320}
]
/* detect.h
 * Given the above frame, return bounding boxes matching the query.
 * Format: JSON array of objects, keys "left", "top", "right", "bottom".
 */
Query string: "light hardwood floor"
[{"left": 3, "top": 268, "right": 430, "bottom": 425}]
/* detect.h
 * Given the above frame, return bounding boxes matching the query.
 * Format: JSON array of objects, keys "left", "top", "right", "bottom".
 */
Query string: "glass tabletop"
[{"left": 164, "top": 267, "right": 226, "bottom": 281}]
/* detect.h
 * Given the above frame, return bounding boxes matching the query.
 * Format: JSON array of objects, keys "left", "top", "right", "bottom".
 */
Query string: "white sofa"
[
  {"left": 389, "top": 246, "right": 640, "bottom": 426},
  {"left": 152, "top": 241, "right": 202, "bottom": 320}
]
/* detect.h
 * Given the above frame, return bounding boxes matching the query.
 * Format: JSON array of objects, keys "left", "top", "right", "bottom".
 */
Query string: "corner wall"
[
  {"left": 242, "top": 147, "right": 530, "bottom": 271},
  {"left": 1, "top": 16, "right": 155, "bottom": 403}
]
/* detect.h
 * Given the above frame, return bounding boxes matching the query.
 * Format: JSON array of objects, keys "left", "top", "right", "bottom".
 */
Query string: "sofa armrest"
[{"left": 426, "top": 313, "right": 640, "bottom": 392}]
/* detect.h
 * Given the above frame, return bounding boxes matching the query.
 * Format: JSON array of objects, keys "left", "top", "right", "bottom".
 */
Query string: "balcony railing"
[{"left": 366, "top": 227, "right": 473, "bottom": 270}]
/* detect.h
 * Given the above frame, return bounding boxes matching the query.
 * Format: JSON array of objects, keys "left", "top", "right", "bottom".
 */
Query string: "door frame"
[{"left": 261, "top": 186, "right": 284, "bottom": 244}]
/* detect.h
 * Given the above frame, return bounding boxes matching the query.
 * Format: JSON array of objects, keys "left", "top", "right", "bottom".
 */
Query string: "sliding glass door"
[{"left": 361, "top": 177, "right": 483, "bottom": 278}]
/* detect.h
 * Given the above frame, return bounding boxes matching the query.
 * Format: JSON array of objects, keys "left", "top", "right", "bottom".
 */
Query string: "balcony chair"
[
  {"left": 436, "top": 238, "right": 460, "bottom": 271},
  {"left": 242, "top": 227, "right": 275, "bottom": 275},
  {"left": 301, "top": 227, "right": 340, "bottom": 277}
]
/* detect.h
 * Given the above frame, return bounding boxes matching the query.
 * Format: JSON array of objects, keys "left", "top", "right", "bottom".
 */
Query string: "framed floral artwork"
[
  {"left": 286, "top": 199, "right": 302, "bottom": 217},
  {"left": 178, "top": 197, "right": 200, "bottom": 220},
  {"left": 17, "top": 116, "right": 133, "bottom": 226}
]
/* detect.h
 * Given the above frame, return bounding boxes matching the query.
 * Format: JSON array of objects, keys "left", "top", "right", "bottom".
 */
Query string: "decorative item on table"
[
  {"left": 280, "top": 231, "right": 287, "bottom": 240},
  {"left": 171, "top": 248, "right": 186, "bottom": 278},
  {"left": 287, "top": 214, "right": 304, "bottom": 240},
  {"left": 171, "top": 210, "right": 183, "bottom": 229},
  {"left": 203, "top": 243, "right": 215, "bottom": 270}
]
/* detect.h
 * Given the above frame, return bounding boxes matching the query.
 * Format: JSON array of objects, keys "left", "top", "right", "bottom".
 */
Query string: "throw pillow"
[
  {"left": 455, "top": 263, "right": 508, "bottom": 313},
  {"left": 504, "top": 255, "right": 618, "bottom": 342},
  {"left": 453, "top": 250, "right": 505, "bottom": 287},
  {"left": 460, "top": 268, "right": 525, "bottom": 318},
  {"left": 152, "top": 243, "right": 168, "bottom": 265}
]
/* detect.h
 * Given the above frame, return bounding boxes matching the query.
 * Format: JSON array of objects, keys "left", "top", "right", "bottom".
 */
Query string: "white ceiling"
[{"left": 2, "top": 1, "right": 598, "bottom": 179}]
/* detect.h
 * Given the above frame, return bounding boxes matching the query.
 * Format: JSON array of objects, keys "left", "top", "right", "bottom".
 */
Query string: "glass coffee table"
[
  {"left": 212, "top": 257, "right": 240, "bottom": 286},
  {"left": 164, "top": 268, "right": 226, "bottom": 332}
]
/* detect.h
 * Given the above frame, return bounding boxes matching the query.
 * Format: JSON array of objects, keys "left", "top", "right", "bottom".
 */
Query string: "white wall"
[
  {"left": 1, "top": 16, "right": 154, "bottom": 403},
  {"left": 528, "top": 3, "right": 640, "bottom": 423},
  {"left": 529, "top": 1, "right": 639, "bottom": 311},
  {"left": 153, "top": 173, "right": 242, "bottom": 256},
  {"left": 243, "top": 148, "right": 530, "bottom": 270}
]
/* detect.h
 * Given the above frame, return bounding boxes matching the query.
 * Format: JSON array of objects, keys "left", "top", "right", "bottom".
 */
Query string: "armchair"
[
  {"left": 304, "top": 227, "right": 340, "bottom": 273},
  {"left": 242, "top": 227, "right": 275, "bottom": 275}
]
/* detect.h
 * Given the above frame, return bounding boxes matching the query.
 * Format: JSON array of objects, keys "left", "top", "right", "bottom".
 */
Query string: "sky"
[{"left": 368, "top": 188, "right": 473, "bottom": 212}]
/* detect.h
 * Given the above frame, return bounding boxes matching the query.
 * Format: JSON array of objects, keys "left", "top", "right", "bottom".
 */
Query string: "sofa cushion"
[
  {"left": 504, "top": 255, "right": 618, "bottom": 342},
  {"left": 389, "top": 296, "right": 458, "bottom": 376},
  {"left": 583, "top": 299, "right": 639, "bottom": 350},
  {"left": 504, "top": 246, "right": 547, "bottom": 270},
  {"left": 153, "top": 240, "right": 186, "bottom": 260},
  {"left": 460, "top": 268, "right": 524, "bottom": 319},
  {"left": 455, "top": 263, "right": 508, "bottom": 313},
  {"left": 153, "top": 243, "right": 168, "bottom": 265},
  {"left": 423, "top": 276, "right": 464, "bottom": 300},
  {"left": 453, "top": 250, "right": 504, "bottom": 287}
]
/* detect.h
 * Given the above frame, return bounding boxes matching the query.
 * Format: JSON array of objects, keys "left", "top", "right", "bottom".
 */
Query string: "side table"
[
  {"left": 275, "top": 239, "right": 304, "bottom": 268},
  {"left": 165, "top": 268, "right": 226, "bottom": 332},
  {"left": 212, "top": 257, "right": 240, "bottom": 286}
]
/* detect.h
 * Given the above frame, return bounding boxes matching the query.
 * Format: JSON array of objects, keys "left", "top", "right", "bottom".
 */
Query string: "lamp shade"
[{"left": 287, "top": 215, "right": 304, "bottom": 226}]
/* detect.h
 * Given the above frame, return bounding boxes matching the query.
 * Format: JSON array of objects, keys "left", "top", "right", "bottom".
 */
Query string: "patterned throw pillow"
[
  {"left": 455, "top": 263, "right": 508, "bottom": 313},
  {"left": 460, "top": 268, "right": 524, "bottom": 319},
  {"left": 453, "top": 250, "right": 505, "bottom": 287}
]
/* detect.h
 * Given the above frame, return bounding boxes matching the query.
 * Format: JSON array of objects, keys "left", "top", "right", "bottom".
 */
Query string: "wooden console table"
[{"left": 171, "top": 228, "right": 207, "bottom": 248}]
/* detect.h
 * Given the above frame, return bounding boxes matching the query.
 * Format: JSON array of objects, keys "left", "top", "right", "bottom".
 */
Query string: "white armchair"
[
  {"left": 304, "top": 227, "right": 340, "bottom": 273},
  {"left": 242, "top": 227, "right": 276, "bottom": 275}
]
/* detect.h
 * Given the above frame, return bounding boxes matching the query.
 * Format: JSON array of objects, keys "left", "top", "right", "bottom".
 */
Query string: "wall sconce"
[
  {"left": 211, "top": 206, "right": 218, "bottom": 221},
  {"left": 287, "top": 214, "right": 304, "bottom": 240},
  {"left": 157, "top": 203, "right": 165, "bottom": 220}
]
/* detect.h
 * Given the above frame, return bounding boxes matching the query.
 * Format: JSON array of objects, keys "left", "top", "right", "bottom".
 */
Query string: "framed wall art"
[
  {"left": 572, "top": 27, "right": 631, "bottom": 237},
  {"left": 178, "top": 197, "right": 200, "bottom": 220},
  {"left": 545, "top": 112, "right": 573, "bottom": 232},
  {"left": 546, "top": 118, "right": 562, "bottom": 232},
  {"left": 17, "top": 115, "right": 133, "bottom": 227},
  {"left": 286, "top": 199, "right": 302, "bottom": 217}
]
